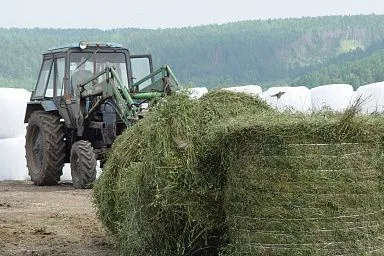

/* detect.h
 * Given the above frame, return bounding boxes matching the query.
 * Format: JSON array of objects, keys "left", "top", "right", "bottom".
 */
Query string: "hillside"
[
  {"left": 294, "top": 47, "right": 384, "bottom": 88},
  {"left": 2, "top": 14, "right": 384, "bottom": 90}
]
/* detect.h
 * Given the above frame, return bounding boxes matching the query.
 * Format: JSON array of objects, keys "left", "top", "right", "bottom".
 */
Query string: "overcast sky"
[{"left": 2, "top": 0, "right": 384, "bottom": 29}]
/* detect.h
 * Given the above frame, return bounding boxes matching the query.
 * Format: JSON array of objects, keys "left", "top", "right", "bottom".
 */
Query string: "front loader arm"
[
  {"left": 132, "top": 65, "right": 181, "bottom": 93},
  {"left": 78, "top": 66, "right": 177, "bottom": 128}
]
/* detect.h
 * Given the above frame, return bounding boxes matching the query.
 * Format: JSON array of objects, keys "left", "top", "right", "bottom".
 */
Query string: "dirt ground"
[{"left": 0, "top": 180, "right": 116, "bottom": 256}]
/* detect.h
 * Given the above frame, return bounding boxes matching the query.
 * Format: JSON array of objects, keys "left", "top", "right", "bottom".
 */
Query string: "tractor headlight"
[{"left": 79, "top": 41, "right": 87, "bottom": 50}]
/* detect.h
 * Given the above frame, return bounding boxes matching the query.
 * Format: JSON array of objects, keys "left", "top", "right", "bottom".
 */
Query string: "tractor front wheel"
[
  {"left": 25, "top": 111, "right": 66, "bottom": 185},
  {"left": 70, "top": 140, "right": 97, "bottom": 189}
]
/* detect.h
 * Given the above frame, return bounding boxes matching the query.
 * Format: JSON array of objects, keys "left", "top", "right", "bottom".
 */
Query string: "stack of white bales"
[
  {"left": 262, "top": 86, "right": 312, "bottom": 112},
  {"left": 224, "top": 85, "right": 262, "bottom": 97},
  {"left": 0, "top": 88, "right": 31, "bottom": 181},
  {"left": 310, "top": 84, "right": 355, "bottom": 112},
  {"left": 187, "top": 87, "right": 209, "bottom": 99},
  {"left": 0, "top": 137, "right": 29, "bottom": 180},
  {"left": 60, "top": 163, "right": 103, "bottom": 181},
  {"left": 355, "top": 82, "right": 384, "bottom": 113}
]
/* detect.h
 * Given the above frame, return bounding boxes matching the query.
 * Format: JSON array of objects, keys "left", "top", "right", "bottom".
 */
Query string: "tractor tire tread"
[
  {"left": 25, "top": 111, "right": 66, "bottom": 186},
  {"left": 70, "top": 140, "right": 97, "bottom": 189}
]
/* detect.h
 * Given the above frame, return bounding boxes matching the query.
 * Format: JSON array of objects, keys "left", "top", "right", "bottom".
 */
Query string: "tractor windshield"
[{"left": 69, "top": 52, "right": 129, "bottom": 96}]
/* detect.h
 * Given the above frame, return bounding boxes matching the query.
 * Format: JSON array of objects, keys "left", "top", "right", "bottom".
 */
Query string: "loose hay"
[{"left": 93, "top": 90, "right": 384, "bottom": 256}]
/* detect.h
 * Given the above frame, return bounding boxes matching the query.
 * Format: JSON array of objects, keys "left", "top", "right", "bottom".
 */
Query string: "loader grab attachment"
[
  {"left": 132, "top": 65, "right": 180, "bottom": 94},
  {"left": 78, "top": 65, "right": 178, "bottom": 128}
]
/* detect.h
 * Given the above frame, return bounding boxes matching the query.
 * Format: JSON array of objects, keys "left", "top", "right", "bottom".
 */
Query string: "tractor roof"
[{"left": 47, "top": 42, "right": 123, "bottom": 53}]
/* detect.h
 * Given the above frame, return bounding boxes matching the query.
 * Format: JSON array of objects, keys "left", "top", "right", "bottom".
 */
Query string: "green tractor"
[{"left": 24, "top": 41, "right": 180, "bottom": 188}]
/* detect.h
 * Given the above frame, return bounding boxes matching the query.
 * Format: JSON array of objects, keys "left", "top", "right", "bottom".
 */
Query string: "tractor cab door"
[
  {"left": 32, "top": 57, "right": 54, "bottom": 100},
  {"left": 26, "top": 54, "right": 71, "bottom": 129},
  {"left": 32, "top": 55, "right": 66, "bottom": 100},
  {"left": 130, "top": 55, "right": 154, "bottom": 92}
]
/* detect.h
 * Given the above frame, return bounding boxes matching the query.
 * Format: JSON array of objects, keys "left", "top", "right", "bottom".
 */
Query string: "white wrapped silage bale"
[
  {"left": 356, "top": 82, "right": 384, "bottom": 113},
  {"left": 0, "top": 88, "right": 31, "bottom": 139},
  {"left": 61, "top": 164, "right": 72, "bottom": 181},
  {"left": 262, "top": 86, "right": 312, "bottom": 112},
  {"left": 223, "top": 85, "right": 262, "bottom": 97},
  {"left": 310, "top": 84, "right": 355, "bottom": 112},
  {"left": 0, "top": 154, "right": 102, "bottom": 182},
  {"left": 0, "top": 136, "right": 29, "bottom": 181},
  {"left": 61, "top": 162, "right": 103, "bottom": 181},
  {"left": 187, "top": 87, "right": 209, "bottom": 99}
]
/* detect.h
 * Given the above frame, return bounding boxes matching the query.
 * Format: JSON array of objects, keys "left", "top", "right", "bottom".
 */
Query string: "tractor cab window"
[
  {"left": 70, "top": 54, "right": 93, "bottom": 96},
  {"left": 130, "top": 56, "right": 152, "bottom": 91},
  {"left": 94, "top": 53, "right": 129, "bottom": 86},
  {"left": 69, "top": 52, "right": 129, "bottom": 97},
  {"left": 34, "top": 59, "right": 53, "bottom": 98},
  {"left": 56, "top": 58, "right": 66, "bottom": 96},
  {"left": 45, "top": 70, "right": 54, "bottom": 97}
]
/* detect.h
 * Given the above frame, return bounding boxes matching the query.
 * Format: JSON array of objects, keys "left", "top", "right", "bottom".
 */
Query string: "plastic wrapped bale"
[
  {"left": 0, "top": 137, "right": 29, "bottom": 181},
  {"left": 187, "top": 87, "right": 209, "bottom": 99},
  {"left": 61, "top": 163, "right": 103, "bottom": 181},
  {"left": 223, "top": 85, "right": 262, "bottom": 98},
  {"left": 0, "top": 88, "right": 31, "bottom": 139},
  {"left": 217, "top": 112, "right": 384, "bottom": 255},
  {"left": 93, "top": 90, "right": 273, "bottom": 256},
  {"left": 311, "top": 84, "right": 355, "bottom": 112},
  {"left": 262, "top": 86, "right": 312, "bottom": 112},
  {"left": 356, "top": 82, "right": 384, "bottom": 113}
]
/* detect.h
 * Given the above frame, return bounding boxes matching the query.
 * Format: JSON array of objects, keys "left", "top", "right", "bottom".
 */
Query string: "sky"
[{"left": 1, "top": 0, "right": 384, "bottom": 29}]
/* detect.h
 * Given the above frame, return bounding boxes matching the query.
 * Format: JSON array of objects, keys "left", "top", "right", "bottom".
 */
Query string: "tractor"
[{"left": 24, "top": 41, "right": 180, "bottom": 188}]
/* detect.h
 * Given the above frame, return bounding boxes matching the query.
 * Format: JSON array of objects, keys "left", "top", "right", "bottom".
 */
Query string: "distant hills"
[
  {"left": 2, "top": 14, "right": 384, "bottom": 90},
  {"left": 294, "top": 43, "right": 384, "bottom": 89}
]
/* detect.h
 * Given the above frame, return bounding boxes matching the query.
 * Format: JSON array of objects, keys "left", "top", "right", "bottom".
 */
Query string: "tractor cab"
[{"left": 31, "top": 42, "right": 153, "bottom": 101}]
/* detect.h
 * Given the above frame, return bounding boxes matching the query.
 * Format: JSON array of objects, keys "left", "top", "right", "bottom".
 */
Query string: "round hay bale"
[
  {"left": 262, "top": 86, "right": 312, "bottom": 113},
  {"left": 310, "top": 84, "right": 355, "bottom": 112},
  {"left": 223, "top": 85, "right": 262, "bottom": 98},
  {"left": 93, "top": 90, "right": 272, "bottom": 255},
  {"left": 0, "top": 136, "right": 29, "bottom": 181},
  {"left": 356, "top": 82, "right": 384, "bottom": 114},
  {"left": 187, "top": 87, "right": 209, "bottom": 99},
  {"left": 0, "top": 88, "right": 30, "bottom": 139}
]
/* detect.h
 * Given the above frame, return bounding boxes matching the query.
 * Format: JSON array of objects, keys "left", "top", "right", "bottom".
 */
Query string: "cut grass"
[{"left": 93, "top": 90, "right": 384, "bottom": 255}]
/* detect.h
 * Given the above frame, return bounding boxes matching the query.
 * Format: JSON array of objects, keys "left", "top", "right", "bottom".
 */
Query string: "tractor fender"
[{"left": 24, "top": 101, "right": 58, "bottom": 123}]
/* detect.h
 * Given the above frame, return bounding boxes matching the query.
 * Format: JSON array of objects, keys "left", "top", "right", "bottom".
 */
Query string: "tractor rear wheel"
[
  {"left": 70, "top": 140, "right": 97, "bottom": 189},
  {"left": 25, "top": 111, "right": 66, "bottom": 185}
]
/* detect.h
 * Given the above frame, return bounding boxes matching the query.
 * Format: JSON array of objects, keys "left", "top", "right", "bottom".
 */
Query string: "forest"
[{"left": 2, "top": 14, "right": 384, "bottom": 90}]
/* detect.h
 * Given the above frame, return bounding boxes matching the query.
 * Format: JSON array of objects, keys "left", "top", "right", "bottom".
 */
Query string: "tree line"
[{"left": 1, "top": 14, "right": 384, "bottom": 90}]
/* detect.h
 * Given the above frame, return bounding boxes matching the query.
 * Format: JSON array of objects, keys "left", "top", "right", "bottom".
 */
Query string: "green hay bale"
[
  {"left": 216, "top": 115, "right": 384, "bottom": 255},
  {"left": 93, "top": 90, "right": 384, "bottom": 256},
  {"left": 93, "top": 90, "right": 273, "bottom": 255}
]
